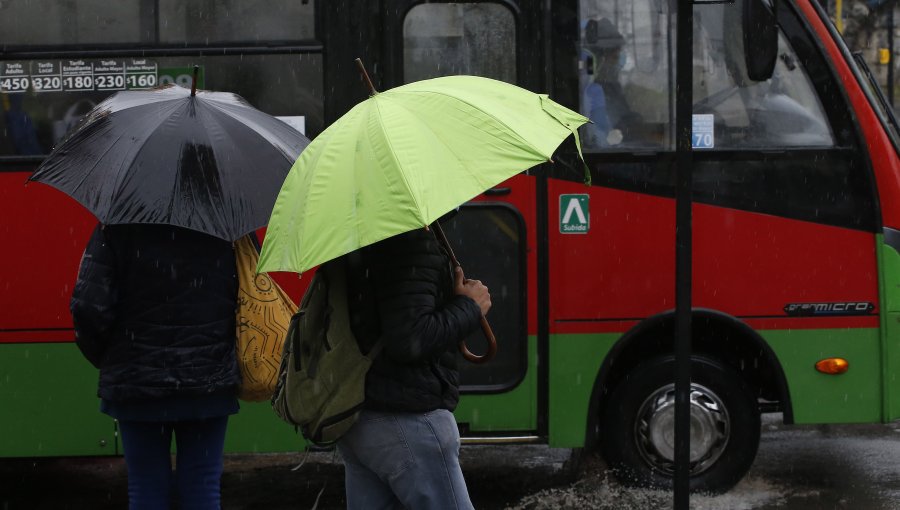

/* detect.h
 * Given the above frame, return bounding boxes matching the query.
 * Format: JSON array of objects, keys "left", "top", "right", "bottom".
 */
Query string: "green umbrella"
[{"left": 258, "top": 72, "right": 589, "bottom": 275}]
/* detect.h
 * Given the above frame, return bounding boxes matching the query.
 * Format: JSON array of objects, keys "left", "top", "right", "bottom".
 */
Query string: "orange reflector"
[{"left": 815, "top": 358, "right": 849, "bottom": 375}]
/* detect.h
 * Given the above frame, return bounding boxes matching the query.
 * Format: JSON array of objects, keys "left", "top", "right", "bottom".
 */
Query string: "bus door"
[{"left": 380, "top": 1, "right": 540, "bottom": 439}]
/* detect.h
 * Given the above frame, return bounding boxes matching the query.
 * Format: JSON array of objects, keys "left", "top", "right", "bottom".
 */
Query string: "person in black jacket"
[
  {"left": 340, "top": 221, "right": 491, "bottom": 510},
  {"left": 71, "top": 223, "right": 240, "bottom": 510}
]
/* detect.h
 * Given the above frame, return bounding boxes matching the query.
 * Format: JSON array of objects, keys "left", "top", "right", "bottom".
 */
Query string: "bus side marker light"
[{"left": 815, "top": 358, "right": 849, "bottom": 375}]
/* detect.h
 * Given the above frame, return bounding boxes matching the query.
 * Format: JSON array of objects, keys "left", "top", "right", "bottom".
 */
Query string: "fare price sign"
[
  {"left": 125, "top": 59, "right": 158, "bottom": 89},
  {"left": 94, "top": 60, "right": 127, "bottom": 91},
  {"left": 32, "top": 61, "right": 62, "bottom": 92},
  {"left": 0, "top": 59, "right": 159, "bottom": 94},
  {"left": 62, "top": 60, "right": 94, "bottom": 91},
  {"left": 0, "top": 62, "right": 29, "bottom": 93}
]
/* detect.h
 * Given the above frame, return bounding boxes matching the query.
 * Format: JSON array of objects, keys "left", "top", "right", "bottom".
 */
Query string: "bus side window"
[
  {"left": 0, "top": 1, "right": 321, "bottom": 158},
  {"left": 693, "top": 3, "right": 834, "bottom": 149},
  {"left": 578, "top": 0, "right": 672, "bottom": 151},
  {"left": 576, "top": 0, "right": 833, "bottom": 152},
  {"left": 572, "top": 0, "right": 874, "bottom": 231},
  {"left": 441, "top": 205, "right": 528, "bottom": 392},
  {"left": 403, "top": 3, "right": 516, "bottom": 84}
]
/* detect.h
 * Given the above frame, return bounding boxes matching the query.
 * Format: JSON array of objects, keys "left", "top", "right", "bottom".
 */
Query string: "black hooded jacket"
[
  {"left": 348, "top": 227, "right": 482, "bottom": 413},
  {"left": 71, "top": 224, "right": 240, "bottom": 402}
]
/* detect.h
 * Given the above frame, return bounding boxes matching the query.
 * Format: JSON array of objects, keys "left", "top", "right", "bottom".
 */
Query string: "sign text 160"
[{"left": 126, "top": 74, "right": 157, "bottom": 89}]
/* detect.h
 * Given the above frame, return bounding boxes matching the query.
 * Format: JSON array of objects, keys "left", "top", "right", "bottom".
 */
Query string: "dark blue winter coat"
[{"left": 71, "top": 224, "right": 241, "bottom": 403}]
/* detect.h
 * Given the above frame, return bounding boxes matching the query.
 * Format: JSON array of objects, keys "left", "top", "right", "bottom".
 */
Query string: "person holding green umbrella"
[
  {"left": 339, "top": 213, "right": 492, "bottom": 509},
  {"left": 259, "top": 63, "right": 589, "bottom": 509}
]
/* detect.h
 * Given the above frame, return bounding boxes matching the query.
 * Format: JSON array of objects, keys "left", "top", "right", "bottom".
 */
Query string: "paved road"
[{"left": 4, "top": 415, "right": 900, "bottom": 509}]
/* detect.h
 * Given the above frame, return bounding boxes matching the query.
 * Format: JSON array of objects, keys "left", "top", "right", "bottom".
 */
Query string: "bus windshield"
[{"left": 853, "top": 51, "right": 900, "bottom": 153}]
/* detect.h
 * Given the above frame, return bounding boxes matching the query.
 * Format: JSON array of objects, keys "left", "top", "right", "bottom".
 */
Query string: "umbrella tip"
[
  {"left": 191, "top": 65, "right": 199, "bottom": 96},
  {"left": 354, "top": 58, "right": 378, "bottom": 96}
]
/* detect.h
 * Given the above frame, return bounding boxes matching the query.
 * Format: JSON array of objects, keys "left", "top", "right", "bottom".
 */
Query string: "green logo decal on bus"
[{"left": 560, "top": 194, "right": 589, "bottom": 234}]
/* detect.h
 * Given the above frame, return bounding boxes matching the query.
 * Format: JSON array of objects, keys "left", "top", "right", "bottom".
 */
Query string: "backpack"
[{"left": 271, "top": 256, "right": 383, "bottom": 446}]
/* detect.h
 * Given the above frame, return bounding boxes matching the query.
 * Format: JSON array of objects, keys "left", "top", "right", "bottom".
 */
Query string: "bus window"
[
  {"left": 441, "top": 204, "right": 527, "bottom": 392},
  {"left": 0, "top": 1, "right": 321, "bottom": 158},
  {"left": 0, "top": 55, "right": 323, "bottom": 158},
  {"left": 692, "top": 3, "right": 833, "bottom": 149},
  {"left": 1, "top": 0, "right": 315, "bottom": 45},
  {"left": 572, "top": 0, "right": 874, "bottom": 230},
  {"left": 156, "top": 1, "right": 315, "bottom": 43},
  {"left": 2, "top": 1, "right": 150, "bottom": 46},
  {"left": 403, "top": 3, "right": 516, "bottom": 84},
  {"left": 577, "top": 0, "right": 833, "bottom": 151},
  {"left": 578, "top": 0, "right": 673, "bottom": 150}
]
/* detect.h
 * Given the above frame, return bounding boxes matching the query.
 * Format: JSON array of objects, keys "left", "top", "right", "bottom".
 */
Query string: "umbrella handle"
[
  {"left": 431, "top": 221, "right": 498, "bottom": 364},
  {"left": 355, "top": 58, "right": 378, "bottom": 95},
  {"left": 190, "top": 65, "right": 199, "bottom": 96},
  {"left": 460, "top": 316, "right": 498, "bottom": 364}
]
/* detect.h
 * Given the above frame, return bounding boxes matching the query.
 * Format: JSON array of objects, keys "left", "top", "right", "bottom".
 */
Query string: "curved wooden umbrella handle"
[
  {"left": 431, "top": 221, "right": 499, "bottom": 364},
  {"left": 460, "top": 316, "right": 498, "bottom": 364}
]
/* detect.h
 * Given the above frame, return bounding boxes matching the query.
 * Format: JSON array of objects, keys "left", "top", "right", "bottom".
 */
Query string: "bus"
[{"left": 2, "top": 0, "right": 899, "bottom": 493}]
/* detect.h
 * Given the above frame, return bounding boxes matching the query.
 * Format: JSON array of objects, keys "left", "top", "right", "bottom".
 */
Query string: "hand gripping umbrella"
[
  {"left": 258, "top": 60, "right": 589, "bottom": 362},
  {"left": 29, "top": 66, "right": 310, "bottom": 242}
]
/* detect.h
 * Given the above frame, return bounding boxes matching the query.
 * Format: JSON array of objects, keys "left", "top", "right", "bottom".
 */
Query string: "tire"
[{"left": 599, "top": 355, "right": 760, "bottom": 493}]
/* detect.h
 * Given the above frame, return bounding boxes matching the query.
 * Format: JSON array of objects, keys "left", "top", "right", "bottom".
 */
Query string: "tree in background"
[{"left": 826, "top": 0, "right": 898, "bottom": 105}]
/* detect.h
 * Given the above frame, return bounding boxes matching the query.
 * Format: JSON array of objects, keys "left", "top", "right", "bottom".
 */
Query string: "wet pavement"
[
  {"left": 4, "top": 415, "right": 900, "bottom": 509},
  {"left": 512, "top": 415, "right": 900, "bottom": 510}
]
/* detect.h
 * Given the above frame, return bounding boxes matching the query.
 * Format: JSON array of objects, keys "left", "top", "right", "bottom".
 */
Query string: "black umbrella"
[{"left": 29, "top": 77, "right": 309, "bottom": 241}]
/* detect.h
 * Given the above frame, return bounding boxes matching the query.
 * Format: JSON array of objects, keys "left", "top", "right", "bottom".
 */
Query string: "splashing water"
[{"left": 505, "top": 473, "right": 791, "bottom": 510}]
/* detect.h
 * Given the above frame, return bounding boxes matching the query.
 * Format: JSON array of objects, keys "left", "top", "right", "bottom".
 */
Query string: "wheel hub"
[{"left": 634, "top": 383, "right": 729, "bottom": 476}]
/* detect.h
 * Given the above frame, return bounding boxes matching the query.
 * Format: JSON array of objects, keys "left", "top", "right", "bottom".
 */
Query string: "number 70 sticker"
[{"left": 692, "top": 114, "right": 714, "bottom": 149}]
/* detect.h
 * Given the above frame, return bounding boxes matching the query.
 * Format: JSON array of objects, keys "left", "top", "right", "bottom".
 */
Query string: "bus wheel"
[{"left": 599, "top": 355, "right": 760, "bottom": 493}]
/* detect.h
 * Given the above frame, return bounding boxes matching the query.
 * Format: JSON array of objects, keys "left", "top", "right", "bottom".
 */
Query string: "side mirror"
[{"left": 743, "top": 0, "right": 778, "bottom": 81}]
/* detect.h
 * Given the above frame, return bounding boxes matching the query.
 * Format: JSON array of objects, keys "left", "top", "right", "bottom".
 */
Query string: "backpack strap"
[{"left": 367, "top": 339, "right": 385, "bottom": 361}]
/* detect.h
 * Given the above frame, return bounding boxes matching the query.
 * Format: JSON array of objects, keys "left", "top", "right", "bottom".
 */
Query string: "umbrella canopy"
[
  {"left": 29, "top": 84, "right": 310, "bottom": 241},
  {"left": 258, "top": 74, "right": 588, "bottom": 274}
]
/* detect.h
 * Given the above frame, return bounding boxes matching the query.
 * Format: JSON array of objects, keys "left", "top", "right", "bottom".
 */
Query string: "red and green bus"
[{"left": 2, "top": 0, "right": 899, "bottom": 493}]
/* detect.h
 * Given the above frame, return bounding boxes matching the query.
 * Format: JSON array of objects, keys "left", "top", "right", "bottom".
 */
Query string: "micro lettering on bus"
[{"left": 783, "top": 302, "right": 876, "bottom": 316}]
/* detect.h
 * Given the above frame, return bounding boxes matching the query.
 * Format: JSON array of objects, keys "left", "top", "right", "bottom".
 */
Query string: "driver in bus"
[{"left": 581, "top": 18, "right": 641, "bottom": 148}]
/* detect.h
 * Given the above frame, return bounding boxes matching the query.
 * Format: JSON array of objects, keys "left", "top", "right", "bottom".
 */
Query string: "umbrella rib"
[
  {"left": 389, "top": 100, "right": 480, "bottom": 205},
  {"left": 389, "top": 89, "right": 552, "bottom": 159},
  {"left": 200, "top": 103, "right": 299, "bottom": 239},
  {"left": 66, "top": 128, "right": 131, "bottom": 199},
  {"left": 185, "top": 104, "right": 231, "bottom": 238},
  {"left": 263, "top": 111, "right": 343, "bottom": 271},
  {"left": 203, "top": 99, "right": 300, "bottom": 153},
  {"left": 107, "top": 100, "right": 187, "bottom": 213},
  {"left": 63, "top": 100, "right": 185, "bottom": 200},
  {"left": 371, "top": 98, "right": 428, "bottom": 225},
  {"left": 380, "top": 94, "right": 543, "bottom": 224}
]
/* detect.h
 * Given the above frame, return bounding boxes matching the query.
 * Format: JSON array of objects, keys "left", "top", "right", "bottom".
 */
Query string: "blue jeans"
[
  {"left": 118, "top": 417, "right": 229, "bottom": 510},
  {"left": 338, "top": 409, "right": 473, "bottom": 510}
]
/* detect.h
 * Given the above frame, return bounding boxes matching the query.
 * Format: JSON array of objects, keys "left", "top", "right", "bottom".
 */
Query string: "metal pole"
[
  {"left": 674, "top": 0, "right": 694, "bottom": 508},
  {"left": 836, "top": 0, "right": 844, "bottom": 33}
]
